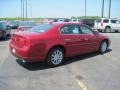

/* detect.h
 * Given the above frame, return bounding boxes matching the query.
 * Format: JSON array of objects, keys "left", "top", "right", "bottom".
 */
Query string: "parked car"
[
  {"left": 0, "top": 21, "right": 11, "bottom": 40},
  {"left": 79, "top": 19, "right": 95, "bottom": 28},
  {"left": 8, "top": 21, "right": 19, "bottom": 29},
  {"left": 71, "top": 19, "right": 80, "bottom": 23},
  {"left": 9, "top": 23, "right": 110, "bottom": 67},
  {"left": 18, "top": 21, "right": 36, "bottom": 32},
  {"left": 53, "top": 18, "right": 70, "bottom": 22},
  {"left": 94, "top": 18, "right": 120, "bottom": 32}
]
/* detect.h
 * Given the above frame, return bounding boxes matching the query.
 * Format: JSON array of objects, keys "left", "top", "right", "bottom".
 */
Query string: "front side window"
[
  {"left": 80, "top": 26, "right": 93, "bottom": 34},
  {"left": 60, "top": 25, "right": 80, "bottom": 34}
]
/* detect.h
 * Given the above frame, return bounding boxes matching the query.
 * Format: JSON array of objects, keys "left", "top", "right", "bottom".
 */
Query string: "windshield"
[
  {"left": 29, "top": 24, "right": 54, "bottom": 33},
  {"left": 9, "top": 21, "right": 19, "bottom": 25}
]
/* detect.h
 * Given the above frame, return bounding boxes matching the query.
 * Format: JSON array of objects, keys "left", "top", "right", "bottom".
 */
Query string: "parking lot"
[{"left": 0, "top": 30, "right": 120, "bottom": 90}]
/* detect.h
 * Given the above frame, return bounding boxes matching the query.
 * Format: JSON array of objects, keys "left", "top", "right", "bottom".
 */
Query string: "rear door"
[{"left": 60, "top": 24, "right": 83, "bottom": 56}]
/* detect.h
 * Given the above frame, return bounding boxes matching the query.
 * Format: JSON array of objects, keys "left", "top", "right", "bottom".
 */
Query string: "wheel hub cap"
[{"left": 51, "top": 50, "right": 63, "bottom": 65}]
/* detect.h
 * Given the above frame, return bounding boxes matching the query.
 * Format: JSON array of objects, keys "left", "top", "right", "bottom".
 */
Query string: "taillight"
[
  {"left": 19, "top": 39, "right": 29, "bottom": 47},
  {"left": 13, "top": 36, "right": 29, "bottom": 47},
  {"left": 101, "top": 23, "right": 103, "bottom": 26}
]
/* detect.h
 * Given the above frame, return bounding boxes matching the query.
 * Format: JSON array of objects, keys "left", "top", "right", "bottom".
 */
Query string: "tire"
[
  {"left": 105, "top": 27, "right": 111, "bottom": 33},
  {"left": 98, "top": 29, "right": 102, "bottom": 32},
  {"left": 99, "top": 41, "right": 108, "bottom": 54},
  {"left": 47, "top": 47, "right": 64, "bottom": 67},
  {"left": 3, "top": 33, "right": 7, "bottom": 40}
]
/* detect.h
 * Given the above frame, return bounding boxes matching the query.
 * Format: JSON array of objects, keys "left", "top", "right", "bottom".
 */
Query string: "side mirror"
[{"left": 94, "top": 30, "right": 99, "bottom": 35}]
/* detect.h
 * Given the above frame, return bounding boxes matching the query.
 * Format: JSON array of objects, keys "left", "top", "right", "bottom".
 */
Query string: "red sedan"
[{"left": 9, "top": 23, "right": 110, "bottom": 67}]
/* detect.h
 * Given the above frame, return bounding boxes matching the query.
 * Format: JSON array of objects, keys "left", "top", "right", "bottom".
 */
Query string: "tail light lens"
[
  {"left": 101, "top": 23, "right": 103, "bottom": 26},
  {"left": 12, "top": 35, "right": 29, "bottom": 47},
  {"left": 18, "top": 38, "right": 29, "bottom": 47}
]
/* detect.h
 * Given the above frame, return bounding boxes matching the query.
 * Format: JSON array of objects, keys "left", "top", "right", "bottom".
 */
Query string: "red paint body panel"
[{"left": 9, "top": 23, "right": 110, "bottom": 62}]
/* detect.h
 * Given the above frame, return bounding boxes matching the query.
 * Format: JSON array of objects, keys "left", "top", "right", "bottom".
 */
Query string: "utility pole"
[
  {"left": 21, "top": 0, "right": 23, "bottom": 20},
  {"left": 102, "top": 0, "right": 104, "bottom": 18},
  {"left": 23, "top": 0, "right": 25, "bottom": 21},
  {"left": 108, "top": 0, "right": 111, "bottom": 18},
  {"left": 26, "top": 0, "right": 28, "bottom": 20},
  {"left": 85, "top": 0, "right": 86, "bottom": 18}
]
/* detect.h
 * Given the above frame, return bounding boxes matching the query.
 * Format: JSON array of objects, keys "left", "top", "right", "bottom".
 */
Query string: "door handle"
[
  {"left": 84, "top": 38, "right": 89, "bottom": 41},
  {"left": 65, "top": 39, "right": 72, "bottom": 41}
]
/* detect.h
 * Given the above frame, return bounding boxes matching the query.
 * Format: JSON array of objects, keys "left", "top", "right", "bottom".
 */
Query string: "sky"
[{"left": 0, "top": 0, "right": 120, "bottom": 18}]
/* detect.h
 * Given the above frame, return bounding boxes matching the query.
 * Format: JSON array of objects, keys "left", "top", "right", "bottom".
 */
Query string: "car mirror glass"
[{"left": 94, "top": 30, "right": 99, "bottom": 34}]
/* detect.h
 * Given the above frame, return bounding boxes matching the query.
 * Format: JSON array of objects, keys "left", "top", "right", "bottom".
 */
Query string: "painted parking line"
[
  {"left": 0, "top": 43, "right": 9, "bottom": 66},
  {"left": 76, "top": 79, "right": 88, "bottom": 90}
]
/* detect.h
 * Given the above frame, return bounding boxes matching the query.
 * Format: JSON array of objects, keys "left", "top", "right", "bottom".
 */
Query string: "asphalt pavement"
[{"left": 0, "top": 32, "right": 120, "bottom": 90}]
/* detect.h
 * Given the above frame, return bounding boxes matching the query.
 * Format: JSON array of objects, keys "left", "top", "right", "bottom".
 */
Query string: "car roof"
[{"left": 51, "top": 22, "right": 81, "bottom": 26}]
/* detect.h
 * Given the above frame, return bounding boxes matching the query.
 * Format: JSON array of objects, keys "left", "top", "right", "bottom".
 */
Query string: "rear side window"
[
  {"left": 103, "top": 19, "right": 109, "bottom": 23},
  {"left": 111, "top": 20, "right": 120, "bottom": 24},
  {"left": 111, "top": 20, "right": 116, "bottom": 23}
]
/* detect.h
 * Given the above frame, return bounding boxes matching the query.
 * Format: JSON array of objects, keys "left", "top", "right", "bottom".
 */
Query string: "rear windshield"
[
  {"left": 19, "top": 21, "right": 36, "bottom": 26},
  {"left": 95, "top": 19, "right": 101, "bottom": 23},
  {"left": 29, "top": 24, "right": 54, "bottom": 33}
]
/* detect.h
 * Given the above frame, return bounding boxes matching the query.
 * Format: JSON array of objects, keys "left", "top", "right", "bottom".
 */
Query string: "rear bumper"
[{"left": 9, "top": 43, "right": 45, "bottom": 62}]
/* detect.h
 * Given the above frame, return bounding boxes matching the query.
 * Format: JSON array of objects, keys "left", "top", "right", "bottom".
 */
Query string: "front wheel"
[
  {"left": 47, "top": 47, "right": 64, "bottom": 67},
  {"left": 99, "top": 41, "right": 108, "bottom": 54}
]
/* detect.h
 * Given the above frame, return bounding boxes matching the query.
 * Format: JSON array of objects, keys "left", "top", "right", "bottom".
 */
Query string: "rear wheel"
[
  {"left": 3, "top": 32, "right": 7, "bottom": 40},
  {"left": 47, "top": 47, "right": 64, "bottom": 67},
  {"left": 105, "top": 27, "right": 111, "bottom": 33},
  {"left": 98, "top": 29, "right": 102, "bottom": 32},
  {"left": 99, "top": 41, "right": 108, "bottom": 54}
]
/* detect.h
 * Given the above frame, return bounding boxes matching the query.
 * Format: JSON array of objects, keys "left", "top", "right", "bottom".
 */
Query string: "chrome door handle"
[
  {"left": 65, "top": 39, "right": 72, "bottom": 41},
  {"left": 84, "top": 38, "right": 89, "bottom": 40}
]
